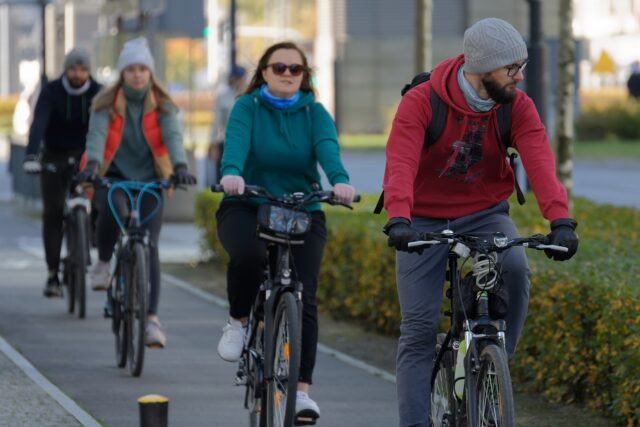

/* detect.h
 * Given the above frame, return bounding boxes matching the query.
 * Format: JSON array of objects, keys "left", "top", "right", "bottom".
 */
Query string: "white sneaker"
[
  {"left": 295, "top": 391, "right": 320, "bottom": 422},
  {"left": 217, "top": 318, "right": 246, "bottom": 362},
  {"left": 89, "top": 260, "right": 110, "bottom": 291},
  {"left": 145, "top": 318, "right": 166, "bottom": 348}
]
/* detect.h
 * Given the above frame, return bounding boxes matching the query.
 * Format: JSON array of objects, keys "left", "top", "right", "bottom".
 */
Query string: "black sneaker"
[{"left": 43, "top": 274, "right": 63, "bottom": 298}]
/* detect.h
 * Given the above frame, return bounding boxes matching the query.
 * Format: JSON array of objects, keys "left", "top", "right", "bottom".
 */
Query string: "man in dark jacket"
[
  {"left": 381, "top": 18, "right": 579, "bottom": 426},
  {"left": 23, "top": 47, "right": 102, "bottom": 297}
]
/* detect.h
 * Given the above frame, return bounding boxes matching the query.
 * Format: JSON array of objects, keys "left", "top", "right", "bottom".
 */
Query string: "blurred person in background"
[
  {"left": 78, "top": 37, "right": 196, "bottom": 348},
  {"left": 206, "top": 65, "right": 248, "bottom": 185},
  {"left": 23, "top": 47, "right": 102, "bottom": 298}
]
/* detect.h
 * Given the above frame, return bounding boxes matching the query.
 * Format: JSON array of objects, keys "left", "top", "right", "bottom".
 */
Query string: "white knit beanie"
[
  {"left": 117, "top": 37, "right": 155, "bottom": 73},
  {"left": 463, "top": 18, "right": 528, "bottom": 74}
]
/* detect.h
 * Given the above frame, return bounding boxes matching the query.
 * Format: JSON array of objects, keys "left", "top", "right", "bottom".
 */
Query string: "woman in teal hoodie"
[{"left": 215, "top": 42, "right": 356, "bottom": 422}]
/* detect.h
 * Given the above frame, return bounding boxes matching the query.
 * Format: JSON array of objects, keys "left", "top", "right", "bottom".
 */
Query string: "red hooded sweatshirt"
[{"left": 382, "top": 54, "right": 569, "bottom": 221}]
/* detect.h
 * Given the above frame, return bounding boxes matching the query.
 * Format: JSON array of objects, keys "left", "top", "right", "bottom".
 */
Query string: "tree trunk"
[
  {"left": 554, "top": 0, "right": 575, "bottom": 199},
  {"left": 415, "top": 0, "right": 433, "bottom": 73}
]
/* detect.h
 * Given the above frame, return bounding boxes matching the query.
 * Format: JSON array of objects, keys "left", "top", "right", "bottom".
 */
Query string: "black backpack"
[{"left": 373, "top": 72, "right": 525, "bottom": 214}]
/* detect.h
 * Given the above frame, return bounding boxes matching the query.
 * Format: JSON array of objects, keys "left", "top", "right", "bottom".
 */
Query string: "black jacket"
[{"left": 26, "top": 76, "right": 102, "bottom": 156}]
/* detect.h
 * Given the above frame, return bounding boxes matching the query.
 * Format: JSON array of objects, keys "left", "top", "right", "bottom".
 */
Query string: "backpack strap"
[
  {"left": 496, "top": 104, "right": 525, "bottom": 205},
  {"left": 424, "top": 88, "right": 448, "bottom": 149}
]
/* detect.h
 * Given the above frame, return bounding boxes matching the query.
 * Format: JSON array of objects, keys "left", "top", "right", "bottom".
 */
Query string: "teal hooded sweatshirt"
[{"left": 221, "top": 88, "right": 350, "bottom": 210}]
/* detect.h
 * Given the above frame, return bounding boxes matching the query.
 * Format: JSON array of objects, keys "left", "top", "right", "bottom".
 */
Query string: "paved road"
[{"left": 0, "top": 201, "right": 398, "bottom": 426}]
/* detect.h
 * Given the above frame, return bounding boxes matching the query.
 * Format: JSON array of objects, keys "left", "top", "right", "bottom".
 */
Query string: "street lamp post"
[{"left": 527, "top": 0, "right": 547, "bottom": 126}]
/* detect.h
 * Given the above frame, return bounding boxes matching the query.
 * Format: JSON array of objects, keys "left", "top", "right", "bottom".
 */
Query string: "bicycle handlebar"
[
  {"left": 210, "top": 183, "right": 361, "bottom": 209},
  {"left": 407, "top": 231, "right": 568, "bottom": 254}
]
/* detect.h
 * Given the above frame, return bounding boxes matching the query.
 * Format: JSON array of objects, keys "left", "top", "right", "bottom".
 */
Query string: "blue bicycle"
[{"left": 101, "top": 178, "right": 171, "bottom": 377}]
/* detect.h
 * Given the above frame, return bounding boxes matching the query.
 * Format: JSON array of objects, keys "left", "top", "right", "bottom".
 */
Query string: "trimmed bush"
[
  {"left": 576, "top": 101, "right": 640, "bottom": 141},
  {"left": 194, "top": 191, "right": 639, "bottom": 424}
]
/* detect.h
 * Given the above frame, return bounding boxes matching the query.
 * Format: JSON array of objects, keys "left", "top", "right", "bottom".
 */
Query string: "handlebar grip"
[
  {"left": 352, "top": 194, "right": 361, "bottom": 203},
  {"left": 211, "top": 184, "right": 224, "bottom": 193}
]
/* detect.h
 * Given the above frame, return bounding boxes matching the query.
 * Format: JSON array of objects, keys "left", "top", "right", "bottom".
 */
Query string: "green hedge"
[
  {"left": 194, "top": 191, "right": 639, "bottom": 424},
  {"left": 576, "top": 101, "right": 640, "bottom": 141}
]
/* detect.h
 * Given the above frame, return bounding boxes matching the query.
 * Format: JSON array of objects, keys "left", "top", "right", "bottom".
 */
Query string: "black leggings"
[
  {"left": 216, "top": 201, "right": 327, "bottom": 385},
  {"left": 92, "top": 182, "right": 164, "bottom": 315},
  {"left": 40, "top": 149, "right": 83, "bottom": 273}
]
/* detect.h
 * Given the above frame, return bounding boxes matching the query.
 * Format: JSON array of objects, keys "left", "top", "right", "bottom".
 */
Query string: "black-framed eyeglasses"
[
  {"left": 505, "top": 59, "right": 529, "bottom": 77},
  {"left": 265, "top": 62, "right": 307, "bottom": 76}
]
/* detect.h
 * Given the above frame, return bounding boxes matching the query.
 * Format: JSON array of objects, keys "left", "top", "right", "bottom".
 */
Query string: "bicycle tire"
[
  {"left": 430, "top": 333, "right": 456, "bottom": 427},
  {"left": 73, "top": 208, "right": 88, "bottom": 319},
  {"left": 113, "top": 259, "right": 128, "bottom": 368},
  {"left": 473, "top": 344, "right": 515, "bottom": 427},
  {"left": 267, "top": 292, "right": 301, "bottom": 427},
  {"left": 63, "top": 232, "right": 75, "bottom": 314},
  {"left": 248, "top": 321, "right": 267, "bottom": 427},
  {"left": 128, "top": 242, "right": 148, "bottom": 377}
]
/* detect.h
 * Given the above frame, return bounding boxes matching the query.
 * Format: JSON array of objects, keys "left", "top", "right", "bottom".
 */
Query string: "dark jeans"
[
  {"left": 92, "top": 182, "right": 164, "bottom": 315},
  {"left": 40, "top": 148, "right": 83, "bottom": 274},
  {"left": 394, "top": 201, "right": 531, "bottom": 427},
  {"left": 216, "top": 201, "right": 327, "bottom": 384}
]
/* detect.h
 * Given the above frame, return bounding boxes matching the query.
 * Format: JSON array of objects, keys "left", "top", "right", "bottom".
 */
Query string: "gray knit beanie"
[
  {"left": 463, "top": 18, "right": 528, "bottom": 74},
  {"left": 117, "top": 37, "right": 155, "bottom": 73},
  {"left": 63, "top": 47, "right": 91, "bottom": 71}
]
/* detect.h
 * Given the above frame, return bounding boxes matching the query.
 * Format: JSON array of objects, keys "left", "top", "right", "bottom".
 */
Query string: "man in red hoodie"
[{"left": 382, "top": 18, "right": 579, "bottom": 426}]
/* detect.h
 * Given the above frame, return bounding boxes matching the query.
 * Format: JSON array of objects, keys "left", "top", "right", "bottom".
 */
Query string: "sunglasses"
[
  {"left": 505, "top": 59, "right": 529, "bottom": 77},
  {"left": 265, "top": 62, "right": 306, "bottom": 76}
]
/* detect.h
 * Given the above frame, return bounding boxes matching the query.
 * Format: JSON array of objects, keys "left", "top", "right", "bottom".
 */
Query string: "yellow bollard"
[{"left": 138, "top": 394, "right": 169, "bottom": 427}]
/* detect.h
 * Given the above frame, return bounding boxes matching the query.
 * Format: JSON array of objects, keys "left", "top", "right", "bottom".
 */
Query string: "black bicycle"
[
  {"left": 408, "top": 230, "right": 567, "bottom": 427},
  {"left": 41, "top": 159, "right": 91, "bottom": 318},
  {"left": 211, "top": 184, "right": 358, "bottom": 427},
  {"left": 100, "top": 178, "right": 174, "bottom": 377}
]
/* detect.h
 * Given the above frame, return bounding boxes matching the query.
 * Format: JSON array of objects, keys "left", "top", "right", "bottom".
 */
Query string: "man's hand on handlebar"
[
  {"left": 383, "top": 217, "right": 424, "bottom": 254},
  {"left": 545, "top": 218, "right": 579, "bottom": 261},
  {"left": 76, "top": 160, "right": 99, "bottom": 183},
  {"left": 220, "top": 175, "right": 245, "bottom": 195}
]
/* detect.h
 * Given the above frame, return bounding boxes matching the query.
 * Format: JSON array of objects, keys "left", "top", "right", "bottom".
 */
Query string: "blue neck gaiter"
[
  {"left": 457, "top": 66, "right": 495, "bottom": 112},
  {"left": 259, "top": 84, "right": 300, "bottom": 109}
]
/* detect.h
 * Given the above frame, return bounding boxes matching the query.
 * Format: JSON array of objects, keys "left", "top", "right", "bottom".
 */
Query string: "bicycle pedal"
[{"left": 234, "top": 375, "right": 247, "bottom": 386}]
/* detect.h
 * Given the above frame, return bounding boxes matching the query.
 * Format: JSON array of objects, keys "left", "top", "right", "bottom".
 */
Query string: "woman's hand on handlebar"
[
  {"left": 220, "top": 175, "right": 245, "bottom": 195},
  {"left": 333, "top": 183, "right": 356, "bottom": 205}
]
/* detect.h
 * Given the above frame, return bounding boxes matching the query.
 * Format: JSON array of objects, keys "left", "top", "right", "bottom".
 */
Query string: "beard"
[
  {"left": 67, "top": 76, "right": 87, "bottom": 88},
  {"left": 481, "top": 76, "right": 517, "bottom": 104}
]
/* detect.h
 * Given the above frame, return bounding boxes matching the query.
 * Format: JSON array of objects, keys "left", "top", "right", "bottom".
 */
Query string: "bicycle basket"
[{"left": 257, "top": 203, "right": 310, "bottom": 240}]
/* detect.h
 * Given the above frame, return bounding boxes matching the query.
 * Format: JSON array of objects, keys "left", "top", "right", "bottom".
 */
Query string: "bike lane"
[{"left": 0, "top": 201, "right": 399, "bottom": 426}]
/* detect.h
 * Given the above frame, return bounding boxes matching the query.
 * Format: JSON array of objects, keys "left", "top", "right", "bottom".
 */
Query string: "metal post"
[
  {"left": 230, "top": 0, "right": 236, "bottom": 69},
  {"left": 527, "top": 0, "right": 547, "bottom": 126}
]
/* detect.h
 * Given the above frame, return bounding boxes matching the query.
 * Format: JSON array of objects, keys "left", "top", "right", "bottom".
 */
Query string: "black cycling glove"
[
  {"left": 76, "top": 160, "right": 99, "bottom": 183},
  {"left": 546, "top": 218, "right": 579, "bottom": 261},
  {"left": 172, "top": 163, "right": 197, "bottom": 186},
  {"left": 383, "top": 217, "right": 422, "bottom": 253}
]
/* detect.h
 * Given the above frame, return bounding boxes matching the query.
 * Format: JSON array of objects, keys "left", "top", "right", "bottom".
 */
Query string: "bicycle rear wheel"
[
  {"left": 72, "top": 208, "right": 88, "bottom": 319},
  {"left": 247, "top": 321, "right": 267, "bottom": 427},
  {"left": 474, "top": 344, "right": 515, "bottom": 427},
  {"left": 267, "top": 292, "right": 301, "bottom": 427},
  {"left": 127, "top": 242, "right": 148, "bottom": 377},
  {"left": 430, "top": 333, "right": 456, "bottom": 427}
]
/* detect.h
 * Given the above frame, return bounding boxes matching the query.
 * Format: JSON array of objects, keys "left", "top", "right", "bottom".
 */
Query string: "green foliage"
[
  {"left": 194, "top": 191, "right": 640, "bottom": 424},
  {"left": 576, "top": 101, "right": 640, "bottom": 141}
]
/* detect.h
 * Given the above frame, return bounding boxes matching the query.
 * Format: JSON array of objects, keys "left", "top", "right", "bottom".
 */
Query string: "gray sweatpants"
[{"left": 395, "top": 201, "right": 531, "bottom": 427}]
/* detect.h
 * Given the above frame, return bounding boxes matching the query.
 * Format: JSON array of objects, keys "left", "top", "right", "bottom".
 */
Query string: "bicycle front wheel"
[
  {"left": 72, "top": 208, "right": 88, "bottom": 319},
  {"left": 267, "top": 291, "right": 301, "bottom": 427},
  {"left": 474, "top": 344, "right": 515, "bottom": 427},
  {"left": 430, "top": 333, "right": 455, "bottom": 427},
  {"left": 127, "top": 242, "right": 148, "bottom": 377}
]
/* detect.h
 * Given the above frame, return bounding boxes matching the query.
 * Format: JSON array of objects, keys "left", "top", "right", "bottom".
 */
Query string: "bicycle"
[
  {"left": 408, "top": 230, "right": 567, "bottom": 427},
  {"left": 211, "top": 183, "right": 359, "bottom": 427},
  {"left": 41, "top": 158, "right": 91, "bottom": 319},
  {"left": 98, "top": 177, "right": 174, "bottom": 377}
]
